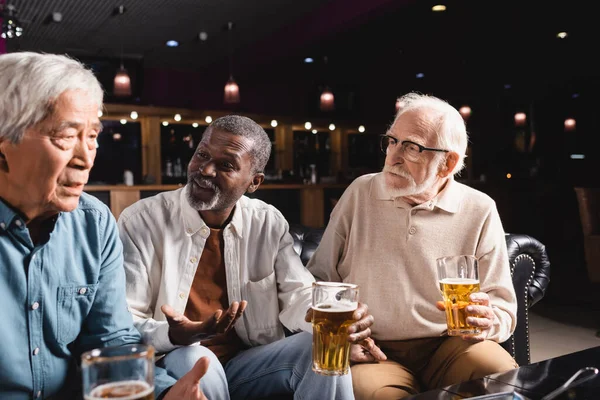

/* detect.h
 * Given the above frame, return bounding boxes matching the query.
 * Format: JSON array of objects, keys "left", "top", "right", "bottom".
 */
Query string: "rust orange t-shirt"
[{"left": 184, "top": 227, "right": 245, "bottom": 364}]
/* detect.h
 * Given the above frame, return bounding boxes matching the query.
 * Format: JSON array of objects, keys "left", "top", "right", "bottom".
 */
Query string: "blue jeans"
[{"left": 158, "top": 332, "right": 355, "bottom": 400}]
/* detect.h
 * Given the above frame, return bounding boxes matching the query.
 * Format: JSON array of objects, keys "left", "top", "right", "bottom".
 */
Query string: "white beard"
[
  {"left": 186, "top": 178, "right": 222, "bottom": 211},
  {"left": 382, "top": 164, "right": 439, "bottom": 199}
]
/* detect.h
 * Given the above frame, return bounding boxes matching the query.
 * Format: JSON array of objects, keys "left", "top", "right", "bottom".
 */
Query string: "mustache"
[
  {"left": 188, "top": 174, "right": 218, "bottom": 191},
  {"left": 383, "top": 164, "right": 411, "bottom": 179}
]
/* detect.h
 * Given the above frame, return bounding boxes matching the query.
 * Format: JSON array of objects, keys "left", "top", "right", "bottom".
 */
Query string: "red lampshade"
[
  {"left": 113, "top": 66, "right": 131, "bottom": 97},
  {"left": 459, "top": 106, "right": 472, "bottom": 121},
  {"left": 564, "top": 118, "right": 576, "bottom": 132},
  {"left": 224, "top": 77, "right": 240, "bottom": 104},
  {"left": 320, "top": 88, "right": 334, "bottom": 112},
  {"left": 514, "top": 112, "right": 527, "bottom": 127},
  {"left": 395, "top": 99, "right": 406, "bottom": 112}
]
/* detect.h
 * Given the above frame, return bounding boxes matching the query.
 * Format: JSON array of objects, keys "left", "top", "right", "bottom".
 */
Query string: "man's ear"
[
  {"left": 0, "top": 141, "right": 9, "bottom": 173},
  {"left": 438, "top": 152, "right": 459, "bottom": 178},
  {"left": 246, "top": 173, "right": 265, "bottom": 194}
]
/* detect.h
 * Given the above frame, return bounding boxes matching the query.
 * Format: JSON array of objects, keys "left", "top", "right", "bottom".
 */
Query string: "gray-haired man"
[{"left": 0, "top": 52, "right": 208, "bottom": 400}]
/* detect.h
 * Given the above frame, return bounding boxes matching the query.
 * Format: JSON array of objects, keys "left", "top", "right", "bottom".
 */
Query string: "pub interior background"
[{"left": 2, "top": 0, "right": 600, "bottom": 323}]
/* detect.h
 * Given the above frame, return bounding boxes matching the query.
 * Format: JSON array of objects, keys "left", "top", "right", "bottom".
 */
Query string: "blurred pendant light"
[
  {"left": 1, "top": 3, "right": 24, "bottom": 39},
  {"left": 320, "top": 87, "right": 334, "bottom": 112},
  {"left": 319, "top": 56, "right": 334, "bottom": 112},
  {"left": 113, "top": 5, "right": 131, "bottom": 97},
  {"left": 224, "top": 21, "right": 240, "bottom": 104}
]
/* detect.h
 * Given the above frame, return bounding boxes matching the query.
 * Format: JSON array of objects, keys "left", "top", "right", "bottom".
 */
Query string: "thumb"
[
  {"left": 304, "top": 308, "right": 313, "bottom": 323},
  {"left": 186, "top": 356, "right": 210, "bottom": 385},
  {"left": 161, "top": 304, "right": 183, "bottom": 322},
  {"left": 435, "top": 301, "right": 446, "bottom": 311}
]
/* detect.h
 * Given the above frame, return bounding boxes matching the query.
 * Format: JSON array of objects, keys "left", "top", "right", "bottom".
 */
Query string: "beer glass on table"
[
  {"left": 311, "top": 281, "right": 359, "bottom": 376},
  {"left": 436, "top": 255, "right": 480, "bottom": 336},
  {"left": 82, "top": 344, "right": 155, "bottom": 400}
]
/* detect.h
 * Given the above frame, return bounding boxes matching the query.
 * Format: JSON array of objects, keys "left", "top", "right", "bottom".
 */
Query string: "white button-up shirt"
[{"left": 118, "top": 187, "right": 314, "bottom": 353}]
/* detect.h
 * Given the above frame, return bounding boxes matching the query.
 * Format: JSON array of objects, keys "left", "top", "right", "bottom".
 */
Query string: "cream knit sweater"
[{"left": 307, "top": 173, "right": 517, "bottom": 343}]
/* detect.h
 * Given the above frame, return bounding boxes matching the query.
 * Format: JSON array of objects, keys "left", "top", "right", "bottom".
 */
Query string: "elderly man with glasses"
[{"left": 307, "top": 93, "right": 518, "bottom": 399}]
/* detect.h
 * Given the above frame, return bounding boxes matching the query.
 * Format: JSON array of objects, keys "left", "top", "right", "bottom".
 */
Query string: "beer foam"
[
  {"left": 312, "top": 301, "right": 357, "bottom": 312},
  {"left": 439, "top": 278, "right": 479, "bottom": 285},
  {"left": 85, "top": 380, "right": 153, "bottom": 400}
]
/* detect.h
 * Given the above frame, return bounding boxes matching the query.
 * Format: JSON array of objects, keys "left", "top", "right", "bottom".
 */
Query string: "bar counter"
[{"left": 84, "top": 183, "right": 349, "bottom": 228}]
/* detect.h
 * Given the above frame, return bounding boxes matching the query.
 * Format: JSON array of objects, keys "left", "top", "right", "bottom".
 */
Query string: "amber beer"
[
  {"left": 82, "top": 344, "right": 155, "bottom": 400},
  {"left": 439, "top": 278, "right": 481, "bottom": 335},
  {"left": 311, "top": 282, "right": 359, "bottom": 376},
  {"left": 312, "top": 303, "right": 356, "bottom": 375},
  {"left": 85, "top": 381, "right": 154, "bottom": 400}
]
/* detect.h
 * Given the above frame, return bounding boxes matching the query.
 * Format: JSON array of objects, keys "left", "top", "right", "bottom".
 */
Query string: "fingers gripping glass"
[{"left": 380, "top": 135, "right": 448, "bottom": 162}]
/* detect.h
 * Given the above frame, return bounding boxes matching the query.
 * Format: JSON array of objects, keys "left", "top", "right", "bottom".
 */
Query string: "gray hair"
[
  {"left": 393, "top": 92, "right": 468, "bottom": 175},
  {"left": 208, "top": 115, "right": 272, "bottom": 174},
  {"left": 0, "top": 52, "right": 103, "bottom": 144}
]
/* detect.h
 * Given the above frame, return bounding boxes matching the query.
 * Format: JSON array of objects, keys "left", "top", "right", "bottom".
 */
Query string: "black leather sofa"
[{"left": 288, "top": 225, "right": 551, "bottom": 367}]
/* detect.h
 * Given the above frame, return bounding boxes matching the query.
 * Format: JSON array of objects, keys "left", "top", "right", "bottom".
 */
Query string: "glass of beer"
[
  {"left": 82, "top": 344, "right": 155, "bottom": 400},
  {"left": 436, "top": 255, "right": 480, "bottom": 336},
  {"left": 311, "top": 281, "right": 359, "bottom": 376}
]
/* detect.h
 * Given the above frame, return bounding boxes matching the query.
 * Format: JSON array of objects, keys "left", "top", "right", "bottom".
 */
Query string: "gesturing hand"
[
  {"left": 161, "top": 301, "right": 247, "bottom": 346},
  {"left": 163, "top": 356, "right": 210, "bottom": 400}
]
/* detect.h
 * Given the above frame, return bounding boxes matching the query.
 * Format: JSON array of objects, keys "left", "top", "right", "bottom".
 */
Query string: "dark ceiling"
[{"left": 3, "top": 0, "right": 598, "bottom": 123}]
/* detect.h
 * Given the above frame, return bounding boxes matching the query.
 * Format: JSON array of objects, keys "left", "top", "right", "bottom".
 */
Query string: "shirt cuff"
[{"left": 153, "top": 322, "right": 181, "bottom": 353}]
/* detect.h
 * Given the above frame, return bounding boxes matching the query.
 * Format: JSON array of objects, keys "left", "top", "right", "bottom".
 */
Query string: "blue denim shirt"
[{"left": 0, "top": 193, "right": 176, "bottom": 399}]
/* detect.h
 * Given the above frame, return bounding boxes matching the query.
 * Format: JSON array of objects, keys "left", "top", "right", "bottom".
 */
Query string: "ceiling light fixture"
[
  {"left": 432, "top": 5, "right": 446, "bottom": 12},
  {"left": 205, "top": 116, "right": 213, "bottom": 124},
  {"left": 174, "top": 113, "right": 182, "bottom": 122},
  {"left": 166, "top": 40, "right": 179, "bottom": 47},
  {"left": 192, "top": 122, "right": 199, "bottom": 128},
  {"left": 312, "top": 129, "right": 318, "bottom": 134},
  {"left": 358, "top": 125, "right": 366, "bottom": 133},
  {"left": 459, "top": 106, "right": 472, "bottom": 120},
  {"left": 120, "top": 119, "right": 127, "bottom": 125},
  {"left": 514, "top": 112, "right": 527, "bottom": 127},
  {"left": 416, "top": 72, "right": 425, "bottom": 79},
  {"left": 304, "top": 57, "right": 314, "bottom": 63},
  {"left": 319, "top": 56, "right": 335, "bottom": 112},
  {"left": 304, "top": 122, "right": 312, "bottom": 130},
  {"left": 564, "top": 118, "right": 576, "bottom": 132},
  {"left": 395, "top": 99, "right": 406, "bottom": 112},
  {"left": 329, "top": 124, "right": 336, "bottom": 131},
  {"left": 1, "top": 3, "right": 24, "bottom": 39},
  {"left": 271, "top": 120, "right": 278, "bottom": 127},
  {"left": 113, "top": 5, "right": 132, "bottom": 97},
  {"left": 130, "top": 111, "right": 138, "bottom": 120},
  {"left": 162, "top": 121, "right": 169, "bottom": 126},
  {"left": 224, "top": 21, "right": 240, "bottom": 104},
  {"left": 557, "top": 32, "right": 568, "bottom": 39},
  {"left": 198, "top": 31, "right": 208, "bottom": 41}
]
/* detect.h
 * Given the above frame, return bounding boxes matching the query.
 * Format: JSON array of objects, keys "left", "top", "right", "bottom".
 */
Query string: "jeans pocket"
[{"left": 57, "top": 284, "right": 99, "bottom": 345}]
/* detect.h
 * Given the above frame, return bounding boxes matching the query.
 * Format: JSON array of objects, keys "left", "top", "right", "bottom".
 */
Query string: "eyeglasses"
[{"left": 380, "top": 135, "right": 448, "bottom": 162}]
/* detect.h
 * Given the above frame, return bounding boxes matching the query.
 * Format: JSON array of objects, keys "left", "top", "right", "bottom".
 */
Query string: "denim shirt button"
[
  {"left": 33, "top": 347, "right": 40, "bottom": 355},
  {"left": 79, "top": 287, "right": 87, "bottom": 295},
  {"left": 31, "top": 302, "right": 39, "bottom": 310}
]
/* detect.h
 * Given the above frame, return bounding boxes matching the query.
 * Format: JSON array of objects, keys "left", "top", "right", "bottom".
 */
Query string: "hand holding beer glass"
[
  {"left": 436, "top": 255, "right": 481, "bottom": 336},
  {"left": 311, "top": 281, "right": 359, "bottom": 376},
  {"left": 82, "top": 344, "right": 155, "bottom": 400}
]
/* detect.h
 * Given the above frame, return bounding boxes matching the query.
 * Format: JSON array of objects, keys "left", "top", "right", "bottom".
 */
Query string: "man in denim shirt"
[{"left": 0, "top": 52, "right": 209, "bottom": 400}]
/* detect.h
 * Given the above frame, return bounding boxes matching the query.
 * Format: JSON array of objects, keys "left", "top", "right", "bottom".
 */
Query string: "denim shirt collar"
[{"left": 0, "top": 198, "right": 21, "bottom": 231}]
